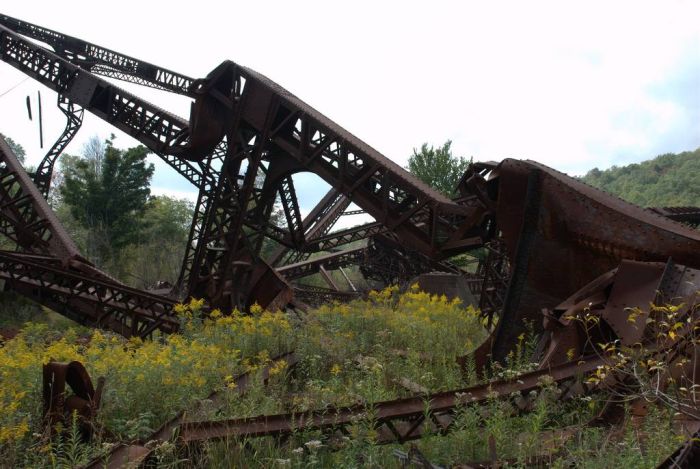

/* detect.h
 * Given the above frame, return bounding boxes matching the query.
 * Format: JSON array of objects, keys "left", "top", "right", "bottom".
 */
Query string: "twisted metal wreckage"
[{"left": 1, "top": 14, "right": 700, "bottom": 467}]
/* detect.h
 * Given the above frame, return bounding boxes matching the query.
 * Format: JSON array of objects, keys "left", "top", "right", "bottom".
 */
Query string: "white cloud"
[{"left": 150, "top": 187, "right": 198, "bottom": 202}]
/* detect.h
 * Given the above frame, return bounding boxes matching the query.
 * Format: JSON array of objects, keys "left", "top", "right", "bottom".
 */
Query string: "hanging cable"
[{"left": 0, "top": 77, "right": 30, "bottom": 99}]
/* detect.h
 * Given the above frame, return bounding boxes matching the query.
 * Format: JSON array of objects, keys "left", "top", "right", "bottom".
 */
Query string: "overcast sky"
[{"left": 0, "top": 0, "right": 698, "bottom": 212}]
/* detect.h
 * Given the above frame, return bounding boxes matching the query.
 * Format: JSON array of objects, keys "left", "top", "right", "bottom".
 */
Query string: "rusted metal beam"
[
  {"left": 82, "top": 352, "right": 298, "bottom": 469},
  {"left": 478, "top": 159, "right": 700, "bottom": 363},
  {"left": 0, "top": 250, "right": 178, "bottom": 337},
  {"left": 178, "top": 355, "right": 603, "bottom": 444},
  {"left": 656, "top": 425, "right": 700, "bottom": 469},
  {"left": 648, "top": 206, "right": 700, "bottom": 226},
  {"left": 0, "top": 135, "right": 82, "bottom": 260},
  {"left": 33, "top": 94, "right": 83, "bottom": 199},
  {"left": 276, "top": 246, "right": 367, "bottom": 280},
  {"left": 0, "top": 14, "right": 195, "bottom": 95}
]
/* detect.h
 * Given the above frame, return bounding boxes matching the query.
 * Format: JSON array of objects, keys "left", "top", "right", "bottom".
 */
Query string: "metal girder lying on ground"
[
  {"left": 4, "top": 13, "right": 700, "bottom": 468},
  {"left": 178, "top": 355, "right": 604, "bottom": 444},
  {"left": 657, "top": 426, "right": 700, "bottom": 469},
  {"left": 83, "top": 352, "right": 299, "bottom": 469},
  {"left": 538, "top": 258, "right": 700, "bottom": 367}
]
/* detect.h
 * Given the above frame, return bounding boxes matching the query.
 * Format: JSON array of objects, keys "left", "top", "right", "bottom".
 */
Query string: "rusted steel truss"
[
  {"left": 656, "top": 426, "right": 700, "bottom": 469},
  {"left": 1, "top": 14, "right": 492, "bottom": 316},
  {"left": 0, "top": 135, "right": 176, "bottom": 337},
  {"left": 175, "top": 255, "right": 700, "bottom": 455},
  {"left": 0, "top": 250, "right": 178, "bottom": 337},
  {"left": 0, "top": 136, "right": 81, "bottom": 259},
  {"left": 2, "top": 14, "right": 700, "bottom": 467}
]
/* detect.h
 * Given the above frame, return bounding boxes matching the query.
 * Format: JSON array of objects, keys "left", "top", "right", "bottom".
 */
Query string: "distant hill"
[{"left": 580, "top": 148, "right": 700, "bottom": 207}]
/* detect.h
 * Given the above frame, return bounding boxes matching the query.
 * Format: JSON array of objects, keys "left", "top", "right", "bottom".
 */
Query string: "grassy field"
[{"left": 0, "top": 286, "right": 683, "bottom": 468}]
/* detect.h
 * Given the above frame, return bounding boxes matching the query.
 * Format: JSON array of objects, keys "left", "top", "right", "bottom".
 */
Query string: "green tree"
[
  {"left": 60, "top": 136, "right": 154, "bottom": 266},
  {"left": 121, "top": 196, "right": 193, "bottom": 288},
  {"left": 0, "top": 133, "right": 26, "bottom": 164},
  {"left": 408, "top": 140, "right": 469, "bottom": 197}
]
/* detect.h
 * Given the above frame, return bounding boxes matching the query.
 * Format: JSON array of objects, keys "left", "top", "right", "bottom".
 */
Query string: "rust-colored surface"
[
  {"left": 538, "top": 259, "right": 700, "bottom": 368},
  {"left": 478, "top": 160, "right": 700, "bottom": 362},
  {"left": 43, "top": 361, "right": 104, "bottom": 440}
]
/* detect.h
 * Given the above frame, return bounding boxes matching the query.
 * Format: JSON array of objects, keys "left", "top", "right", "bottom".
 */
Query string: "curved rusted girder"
[
  {"left": 1, "top": 15, "right": 492, "bottom": 315},
  {"left": 232, "top": 65, "right": 489, "bottom": 258},
  {"left": 33, "top": 94, "right": 83, "bottom": 199}
]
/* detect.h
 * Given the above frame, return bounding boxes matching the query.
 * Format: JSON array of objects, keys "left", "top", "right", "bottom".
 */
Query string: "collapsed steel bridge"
[{"left": 2, "top": 13, "right": 700, "bottom": 468}]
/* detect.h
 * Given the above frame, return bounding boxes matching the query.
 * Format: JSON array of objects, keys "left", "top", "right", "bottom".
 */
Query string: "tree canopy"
[
  {"left": 580, "top": 148, "right": 700, "bottom": 207},
  {"left": 60, "top": 136, "right": 154, "bottom": 261},
  {"left": 407, "top": 140, "right": 469, "bottom": 197}
]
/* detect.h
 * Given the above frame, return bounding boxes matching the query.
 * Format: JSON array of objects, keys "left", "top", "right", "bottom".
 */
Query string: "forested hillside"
[{"left": 581, "top": 148, "right": 700, "bottom": 207}]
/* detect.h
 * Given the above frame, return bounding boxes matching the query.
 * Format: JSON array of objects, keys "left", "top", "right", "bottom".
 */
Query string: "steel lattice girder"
[
  {"left": 33, "top": 94, "right": 83, "bottom": 199},
  {"left": 224, "top": 64, "right": 489, "bottom": 258},
  {"left": 0, "top": 136, "right": 81, "bottom": 259},
  {"left": 0, "top": 250, "right": 178, "bottom": 337},
  {"left": 0, "top": 14, "right": 195, "bottom": 95},
  {"left": 276, "top": 246, "right": 368, "bottom": 280},
  {"left": 270, "top": 188, "right": 351, "bottom": 266},
  {"left": 0, "top": 135, "right": 178, "bottom": 337},
  {"left": 6, "top": 14, "right": 700, "bottom": 352},
  {"left": 0, "top": 21, "right": 226, "bottom": 161}
]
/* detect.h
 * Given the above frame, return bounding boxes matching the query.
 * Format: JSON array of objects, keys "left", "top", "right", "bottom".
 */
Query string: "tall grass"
[{"left": 0, "top": 286, "right": 684, "bottom": 468}]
